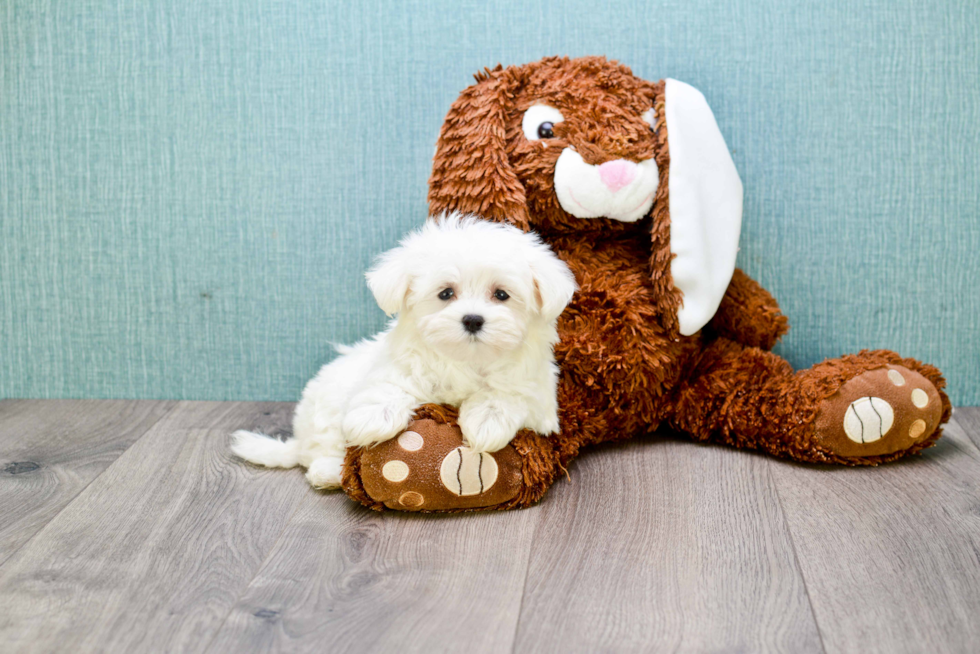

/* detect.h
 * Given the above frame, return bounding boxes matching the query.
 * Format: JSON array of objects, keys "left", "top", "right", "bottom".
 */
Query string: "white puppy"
[{"left": 231, "top": 213, "right": 577, "bottom": 490}]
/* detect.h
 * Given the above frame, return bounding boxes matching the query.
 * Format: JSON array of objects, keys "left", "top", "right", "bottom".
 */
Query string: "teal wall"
[{"left": 2, "top": 0, "right": 978, "bottom": 404}]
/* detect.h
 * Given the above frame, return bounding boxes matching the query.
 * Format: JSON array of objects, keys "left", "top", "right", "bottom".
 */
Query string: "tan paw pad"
[
  {"left": 397, "top": 430, "right": 424, "bottom": 451},
  {"left": 842, "top": 397, "right": 894, "bottom": 444},
  {"left": 440, "top": 447, "right": 498, "bottom": 496},
  {"left": 382, "top": 460, "right": 409, "bottom": 482}
]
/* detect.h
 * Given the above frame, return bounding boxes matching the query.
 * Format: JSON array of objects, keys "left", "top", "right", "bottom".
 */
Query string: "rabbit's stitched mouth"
[{"left": 553, "top": 148, "right": 658, "bottom": 223}]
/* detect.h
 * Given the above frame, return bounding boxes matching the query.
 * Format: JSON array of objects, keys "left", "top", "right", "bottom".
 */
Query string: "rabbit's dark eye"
[
  {"left": 438, "top": 288, "right": 454, "bottom": 301},
  {"left": 522, "top": 105, "right": 564, "bottom": 141},
  {"left": 493, "top": 289, "right": 510, "bottom": 301}
]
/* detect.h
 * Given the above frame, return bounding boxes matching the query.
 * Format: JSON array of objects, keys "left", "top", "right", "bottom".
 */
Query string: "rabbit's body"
[{"left": 340, "top": 57, "right": 950, "bottom": 512}]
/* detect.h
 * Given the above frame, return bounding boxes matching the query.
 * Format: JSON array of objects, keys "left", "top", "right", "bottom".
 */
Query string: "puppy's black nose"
[{"left": 462, "top": 314, "right": 485, "bottom": 334}]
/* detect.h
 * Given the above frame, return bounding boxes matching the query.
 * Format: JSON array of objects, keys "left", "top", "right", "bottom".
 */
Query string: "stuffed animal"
[{"left": 340, "top": 56, "right": 951, "bottom": 512}]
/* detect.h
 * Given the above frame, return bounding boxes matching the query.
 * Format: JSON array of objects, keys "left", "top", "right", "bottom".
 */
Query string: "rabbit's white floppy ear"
[
  {"left": 665, "top": 79, "right": 743, "bottom": 336},
  {"left": 366, "top": 248, "right": 411, "bottom": 316}
]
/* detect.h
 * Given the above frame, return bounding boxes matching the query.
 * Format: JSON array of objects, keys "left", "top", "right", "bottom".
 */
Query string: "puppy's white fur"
[{"left": 231, "top": 213, "right": 577, "bottom": 489}]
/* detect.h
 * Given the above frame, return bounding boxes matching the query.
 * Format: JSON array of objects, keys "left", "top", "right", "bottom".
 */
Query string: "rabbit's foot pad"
[
  {"left": 814, "top": 365, "right": 943, "bottom": 458},
  {"left": 359, "top": 419, "right": 522, "bottom": 511}
]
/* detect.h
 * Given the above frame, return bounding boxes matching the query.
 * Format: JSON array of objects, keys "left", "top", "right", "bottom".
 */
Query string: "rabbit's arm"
[{"left": 702, "top": 269, "right": 788, "bottom": 351}]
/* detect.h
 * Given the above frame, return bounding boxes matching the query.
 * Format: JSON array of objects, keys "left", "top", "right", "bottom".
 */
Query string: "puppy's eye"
[
  {"left": 438, "top": 288, "right": 454, "bottom": 301},
  {"left": 522, "top": 104, "right": 564, "bottom": 141},
  {"left": 493, "top": 289, "right": 510, "bottom": 301}
]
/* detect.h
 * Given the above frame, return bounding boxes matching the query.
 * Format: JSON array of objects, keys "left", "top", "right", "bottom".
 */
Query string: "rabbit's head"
[{"left": 428, "top": 56, "right": 743, "bottom": 336}]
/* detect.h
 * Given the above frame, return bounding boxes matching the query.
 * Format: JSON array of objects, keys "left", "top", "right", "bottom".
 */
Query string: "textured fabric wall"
[{"left": 1, "top": 0, "right": 978, "bottom": 404}]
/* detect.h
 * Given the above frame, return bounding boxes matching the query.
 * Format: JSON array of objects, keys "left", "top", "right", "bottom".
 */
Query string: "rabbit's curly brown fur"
[{"left": 342, "top": 56, "right": 950, "bottom": 512}]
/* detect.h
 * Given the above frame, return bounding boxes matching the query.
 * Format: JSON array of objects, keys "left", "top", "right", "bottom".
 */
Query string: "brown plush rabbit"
[{"left": 341, "top": 56, "right": 951, "bottom": 512}]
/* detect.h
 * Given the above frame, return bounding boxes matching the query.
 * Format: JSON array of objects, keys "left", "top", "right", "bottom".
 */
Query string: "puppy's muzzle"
[{"left": 462, "top": 314, "right": 485, "bottom": 334}]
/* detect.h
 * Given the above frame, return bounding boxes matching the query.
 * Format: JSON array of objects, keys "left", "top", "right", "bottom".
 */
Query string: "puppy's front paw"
[
  {"left": 459, "top": 413, "right": 518, "bottom": 453},
  {"left": 536, "top": 413, "right": 561, "bottom": 436},
  {"left": 343, "top": 404, "right": 413, "bottom": 448}
]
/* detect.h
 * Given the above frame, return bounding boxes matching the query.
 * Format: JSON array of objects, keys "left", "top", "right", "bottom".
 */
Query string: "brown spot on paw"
[
  {"left": 815, "top": 365, "right": 943, "bottom": 458},
  {"left": 908, "top": 419, "right": 927, "bottom": 439},
  {"left": 359, "top": 419, "right": 523, "bottom": 511},
  {"left": 398, "top": 491, "right": 425, "bottom": 508}
]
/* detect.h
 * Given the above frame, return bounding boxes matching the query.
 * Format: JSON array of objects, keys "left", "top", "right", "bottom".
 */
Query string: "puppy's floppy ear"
[
  {"left": 428, "top": 65, "right": 531, "bottom": 230},
  {"left": 365, "top": 247, "right": 412, "bottom": 316},
  {"left": 659, "top": 79, "right": 743, "bottom": 336},
  {"left": 524, "top": 238, "right": 578, "bottom": 322}
]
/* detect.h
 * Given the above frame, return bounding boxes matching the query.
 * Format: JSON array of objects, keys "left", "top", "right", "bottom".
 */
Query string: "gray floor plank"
[
  {"left": 207, "top": 492, "right": 539, "bottom": 653},
  {"left": 0, "top": 400, "right": 310, "bottom": 654},
  {"left": 771, "top": 413, "right": 980, "bottom": 654},
  {"left": 513, "top": 436, "right": 823, "bottom": 654},
  {"left": 0, "top": 399, "right": 176, "bottom": 566},
  {"left": 952, "top": 407, "right": 980, "bottom": 451}
]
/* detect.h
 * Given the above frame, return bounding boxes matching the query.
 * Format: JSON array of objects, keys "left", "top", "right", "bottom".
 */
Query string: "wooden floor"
[{"left": 0, "top": 401, "right": 978, "bottom": 653}]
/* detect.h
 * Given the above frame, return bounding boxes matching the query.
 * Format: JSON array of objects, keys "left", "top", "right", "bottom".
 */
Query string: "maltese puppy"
[{"left": 231, "top": 213, "right": 577, "bottom": 489}]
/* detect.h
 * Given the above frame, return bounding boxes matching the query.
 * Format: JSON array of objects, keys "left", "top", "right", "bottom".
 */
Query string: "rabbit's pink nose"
[{"left": 597, "top": 160, "right": 638, "bottom": 192}]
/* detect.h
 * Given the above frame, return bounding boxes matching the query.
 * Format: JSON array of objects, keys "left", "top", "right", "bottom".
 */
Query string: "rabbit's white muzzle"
[{"left": 554, "top": 149, "right": 659, "bottom": 223}]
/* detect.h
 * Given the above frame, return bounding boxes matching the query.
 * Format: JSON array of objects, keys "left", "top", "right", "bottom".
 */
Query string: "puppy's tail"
[{"left": 230, "top": 430, "right": 301, "bottom": 468}]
